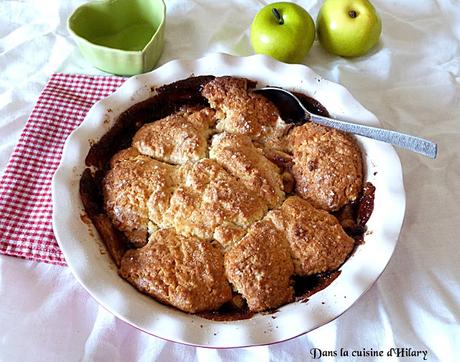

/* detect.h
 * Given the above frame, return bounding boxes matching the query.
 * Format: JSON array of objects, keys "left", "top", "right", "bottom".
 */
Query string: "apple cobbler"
[{"left": 80, "top": 76, "right": 372, "bottom": 317}]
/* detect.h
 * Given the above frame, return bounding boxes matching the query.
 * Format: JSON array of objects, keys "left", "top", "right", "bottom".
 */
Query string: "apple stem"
[{"left": 272, "top": 8, "right": 284, "bottom": 25}]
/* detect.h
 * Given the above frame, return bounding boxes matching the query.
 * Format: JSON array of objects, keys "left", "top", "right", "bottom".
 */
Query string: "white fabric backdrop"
[{"left": 1, "top": 0, "right": 459, "bottom": 360}]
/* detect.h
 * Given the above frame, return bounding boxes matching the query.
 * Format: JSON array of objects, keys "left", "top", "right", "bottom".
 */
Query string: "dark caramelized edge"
[{"left": 85, "top": 75, "right": 216, "bottom": 169}]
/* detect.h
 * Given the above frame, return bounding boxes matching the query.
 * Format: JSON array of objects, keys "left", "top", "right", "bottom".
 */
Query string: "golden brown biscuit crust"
[
  {"left": 202, "top": 76, "right": 289, "bottom": 144},
  {"left": 98, "top": 76, "right": 365, "bottom": 314},
  {"left": 119, "top": 228, "right": 232, "bottom": 313},
  {"left": 224, "top": 220, "right": 294, "bottom": 312},
  {"left": 102, "top": 148, "right": 177, "bottom": 247},
  {"left": 133, "top": 107, "right": 216, "bottom": 165},
  {"left": 285, "top": 123, "right": 363, "bottom": 211},
  {"left": 212, "top": 223, "right": 247, "bottom": 252},
  {"left": 163, "top": 159, "right": 267, "bottom": 242},
  {"left": 209, "top": 132, "right": 285, "bottom": 209},
  {"left": 266, "top": 196, "right": 355, "bottom": 276}
]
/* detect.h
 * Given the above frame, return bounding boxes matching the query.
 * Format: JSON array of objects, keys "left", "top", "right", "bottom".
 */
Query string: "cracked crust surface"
[
  {"left": 98, "top": 76, "right": 364, "bottom": 314},
  {"left": 209, "top": 132, "right": 285, "bottom": 209},
  {"left": 224, "top": 220, "right": 294, "bottom": 312},
  {"left": 266, "top": 196, "right": 355, "bottom": 276},
  {"left": 119, "top": 228, "right": 232, "bottom": 313},
  {"left": 285, "top": 123, "right": 363, "bottom": 211},
  {"left": 202, "top": 76, "right": 289, "bottom": 145},
  {"left": 163, "top": 159, "right": 267, "bottom": 244},
  {"left": 102, "top": 148, "right": 177, "bottom": 247},
  {"left": 133, "top": 106, "right": 216, "bottom": 165}
]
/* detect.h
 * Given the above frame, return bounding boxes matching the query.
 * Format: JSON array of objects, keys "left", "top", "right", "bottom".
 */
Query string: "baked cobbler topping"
[{"left": 80, "top": 76, "right": 370, "bottom": 317}]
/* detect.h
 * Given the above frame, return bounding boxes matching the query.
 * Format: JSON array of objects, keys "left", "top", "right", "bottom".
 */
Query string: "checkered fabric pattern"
[{"left": 0, "top": 73, "right": 125, "bottom": 266}]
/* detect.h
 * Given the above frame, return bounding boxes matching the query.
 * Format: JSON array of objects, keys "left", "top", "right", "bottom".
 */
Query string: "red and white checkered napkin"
[{"left": 0, "top": 73, "right": 126, "bottom": 266}]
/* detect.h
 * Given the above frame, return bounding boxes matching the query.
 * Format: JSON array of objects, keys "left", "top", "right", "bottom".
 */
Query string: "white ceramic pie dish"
[{"left": 52, "top": 53, "right": 405, "bottom": 348}]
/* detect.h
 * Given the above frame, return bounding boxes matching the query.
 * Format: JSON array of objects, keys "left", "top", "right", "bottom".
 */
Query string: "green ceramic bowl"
[{"left": 68, "top": 0, "right": 166, "bottom": 76}]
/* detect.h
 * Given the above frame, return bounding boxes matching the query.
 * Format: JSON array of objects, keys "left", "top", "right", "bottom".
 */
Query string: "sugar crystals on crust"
[
  {"left": 224, "top": 220, "right": 294, "bottom": 312},
  {"left": 266, "top": 196, "right": 355, "bottom": 276},
  {"left": 209, "top": 132, "right": 285, "bottom": 209},
  {"left": 102, "top": 148, "right": 177, "bottom": 247},
  {"left": 119, "top": 228, "right": 232, "bottom": 313},
  {"left": 285, "top": 123, "right": 363, "bottom": 211},
  {"left": 162, "top": 159, "right": 268, "bottom": 244},
  {"left": 133, "top": 106, "right": 216, "bottom": 165},
  {"left": 202, "top": 76, "right": 289, "bottom": 145}
]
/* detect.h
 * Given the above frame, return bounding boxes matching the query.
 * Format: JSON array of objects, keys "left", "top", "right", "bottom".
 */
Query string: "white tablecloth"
[{"left": 1, "top": 0, "right": 459, "bottom": 360}]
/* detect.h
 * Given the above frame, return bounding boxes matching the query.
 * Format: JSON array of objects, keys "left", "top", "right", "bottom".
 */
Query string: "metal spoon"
[{"left": 255, "top": 87, "right": 437, "bottom": 159}]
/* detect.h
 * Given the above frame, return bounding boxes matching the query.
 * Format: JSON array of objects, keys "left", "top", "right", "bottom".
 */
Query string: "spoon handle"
[{"left": 310, "top": 113, "right": 437, "bottom": 159}]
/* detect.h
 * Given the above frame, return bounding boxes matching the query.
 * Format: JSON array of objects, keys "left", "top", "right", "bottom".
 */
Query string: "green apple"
[
  {"left": 317, "top": 0, "right": 382, "bottom": 57},
  {"left": 250, "top": 2, "right": 315, "bottom": 63}
]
